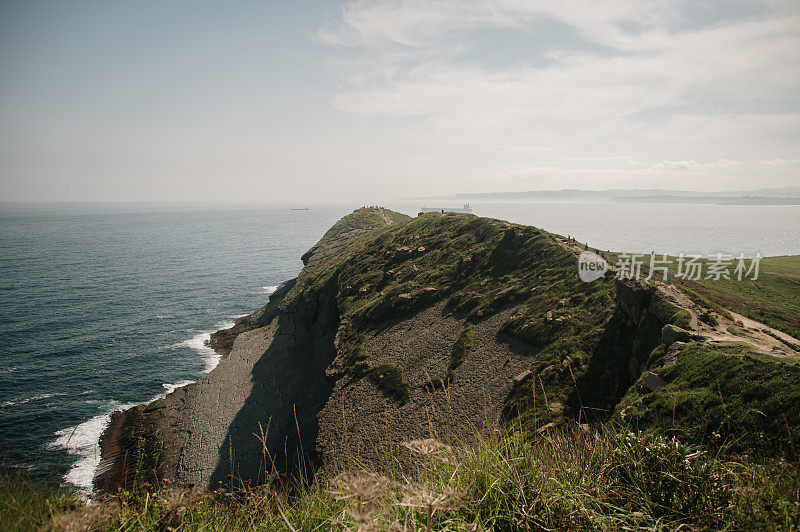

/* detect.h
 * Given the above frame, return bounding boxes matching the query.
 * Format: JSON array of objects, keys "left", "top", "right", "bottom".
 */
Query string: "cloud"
[
  {"left": 320, "top": 1, "right": 696, "bottom": 49},
  {"left": 657, "top": 160, "right": 703, "bottom": 171},
  {"left": 318, "top": 0, "right": 523, "bottom": 46},
  {"left": 655, "top": 159, "right": 740, "bottom": 171},
  {"left": 759, "top": 158, "right": 800, "bottom": 166},
  {"left": 318, "top": 0, "right": 800, "bottom": 192}
]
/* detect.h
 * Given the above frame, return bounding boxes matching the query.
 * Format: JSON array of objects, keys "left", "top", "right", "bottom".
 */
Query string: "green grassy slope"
[
  {"left": 279, "top": 212, "right": 800, "bottom": 455},
  {"left": 618, "top": 342, "right": 800, "bottom": 455},
  {"left": 290, "top": 213, "right": 630, "bottom": 415}
]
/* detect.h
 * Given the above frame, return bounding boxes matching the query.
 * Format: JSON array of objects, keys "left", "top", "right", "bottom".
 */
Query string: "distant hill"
[
  {"left": 613, "top": 195, "right": 800, "bottom": 205},
  {"left": 752, "top": 185, "right": 800, "bottom": 197},
  {"left": 453, "top": 186, "right": 800, "bottom": 204}
]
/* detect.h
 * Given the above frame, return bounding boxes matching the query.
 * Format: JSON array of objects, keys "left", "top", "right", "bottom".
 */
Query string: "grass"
[
  {"left": 369, "top": 363, "right": 411, "bottom": 403},
  {"left": 670, "top": 309, "right": 692, "bottom": 329},
  {"left": 667, "top": 255, "right": 800, "bottom": 340},
  {"left": 294, "top": 212, "right": 588, "bottom": 329},
  {"left": 8, "top": 211, "right": 799, "bottom": 529},
  {"left": 618, "top": 342, "right": 800, "bottom": 456},
  {"left": 300, "top": 207, "right": 410, "bottom": 265},
  {"left": 7, "top": 428, "right": 799, "bottom": 531},
  {"left": 727, "top": 326, "right": 755, "bottom": 339},
  {"left": 676, "top": 285, "right": 732, "bottom": 321},
  {"left": 294, "top": 211, "right": 624, "bottom": 405},
  {"left": 285, "top": 211, "right": 800, "bottom": 453},
  {"left": 0, "top": 468, "right": 76, "bottom": 531},
  {"left": 764, "top": 329, "right": 800, "bottom": 353},
  {"left": 292, "top": 207, "right": 412, "bottom": 294},
  {"left": 446, "top": 324, "right": 473, "bottom": 382}
]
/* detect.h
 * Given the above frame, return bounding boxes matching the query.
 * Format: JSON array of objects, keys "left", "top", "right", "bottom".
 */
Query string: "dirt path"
[
  {"left": 544, "top": 236, "right": 797, "bottom": 359},
  {"left": 376, "top": 207, "right": 393, "bottom": 225},
  {"left": 658, "top": 284, "right": 799, "bottom": 359},
  {"left": 555, "top": 236, "right": 591, "bottom": 255}
]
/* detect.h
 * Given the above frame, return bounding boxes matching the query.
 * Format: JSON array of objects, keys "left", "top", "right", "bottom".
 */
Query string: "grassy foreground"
[{"left": 3, "top": 428, "right": 798, "bottom": 531}]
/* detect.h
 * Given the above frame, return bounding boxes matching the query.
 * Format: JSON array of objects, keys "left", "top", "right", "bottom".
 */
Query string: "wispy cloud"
[
  {"left": 319, "top": 0, "right": 800, "bottom": 191},
  {"left": 654, "top": 159, "right": 741, "bottom": 172}
]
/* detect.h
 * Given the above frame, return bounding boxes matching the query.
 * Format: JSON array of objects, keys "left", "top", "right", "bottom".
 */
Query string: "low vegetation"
[
  {"left": 764, "top": 329, "right": 800, "bottom": 353},
  {"left": 619, "top": 342, "right": 800, "bottom": 456},
  {"left": 297, "top": 212, "right": 622, "bottom": 405},
  {"left": 368, "top": 363, "right": 411, "bottom": 403},
  {"left": 5, "top": 428, "right": 799, "bottom": 531},
  {"left": 670, "top": 309, "right": 692, "bottom": 329},
  {"left": 677, "top": 285, "right": 732, "bottom": 321},
  {"left": 1, "top": 468, "right": 76, "bottom": 532},
  {"left": 446, "top": 324, "right": 473, "bottom": 381}
]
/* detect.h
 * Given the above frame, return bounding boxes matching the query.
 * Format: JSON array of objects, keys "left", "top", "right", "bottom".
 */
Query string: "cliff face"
[
  {"left": 95, "top": 207, "right": 410, "bottom": 491},
  {"left": 95, "top": 207, "right": 797, "bottom": 493}
]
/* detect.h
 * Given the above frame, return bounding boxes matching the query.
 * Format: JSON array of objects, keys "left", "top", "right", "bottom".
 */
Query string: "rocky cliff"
[{"left": 95, "top": 208, "right": 800, "bottom": 493}]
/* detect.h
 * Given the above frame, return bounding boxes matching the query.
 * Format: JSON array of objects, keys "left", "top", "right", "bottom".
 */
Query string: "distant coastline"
[
  {"left": 439, "top": 186, "right": 800, "bottom": 205},
  {"left": 611, "top": 195, "right": 800, "bottom": 205}
]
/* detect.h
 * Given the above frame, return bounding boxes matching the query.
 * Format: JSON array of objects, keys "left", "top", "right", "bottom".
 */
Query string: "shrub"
[
  {"left": 446, "top": 324, "right": 474, "bottom": 381},
  {"left": 369, "top": 363, "right": 410, "bottom": 402},
  {"left": 699, "top": 311, "right": 719, "bottom": 327},
  {"left": 670, "top": 309, "right": 692, "bottom": 329}
]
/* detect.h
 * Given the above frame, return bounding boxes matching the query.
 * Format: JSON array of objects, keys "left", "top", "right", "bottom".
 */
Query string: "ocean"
[
  {"left": 1, "top": 200, "right": 798, "bottom": 495},
  {"left": 0, "top": 203, "right": 346, "bottom": 493}
]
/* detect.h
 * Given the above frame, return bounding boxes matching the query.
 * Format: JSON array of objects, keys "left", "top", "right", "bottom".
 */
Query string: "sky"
[{"left": 1, "top": 0, "right": 799, "bottom": 203}]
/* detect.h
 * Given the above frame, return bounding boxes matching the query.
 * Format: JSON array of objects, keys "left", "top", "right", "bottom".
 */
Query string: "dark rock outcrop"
[
  {"left": 95, "top": 208, "right": 398, "bottom": 493},
  {"left": 208, "top": 279, "right": 296, "bottom": 356},
  {"left": 616, "top": 278, "right": 654, "bottom": 328},
  {"left": 661, "top": 324, "right": 705, "bottom": 346}
]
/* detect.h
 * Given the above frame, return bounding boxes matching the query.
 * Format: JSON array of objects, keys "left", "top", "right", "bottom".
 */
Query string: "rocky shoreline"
[
  {"left": 94, "top": 278, "right": 299, "bottom": 492},
  {"left": 94, "top": 208, "right": 402, "bottom": 493}
]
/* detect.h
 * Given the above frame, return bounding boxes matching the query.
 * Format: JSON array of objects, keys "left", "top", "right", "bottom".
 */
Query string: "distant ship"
[
  {"left": 420, "top": 203, "right": 473, "bottom": 213},
  {"left": 291, "top": 207, "right": 310, "bottom": 211}
]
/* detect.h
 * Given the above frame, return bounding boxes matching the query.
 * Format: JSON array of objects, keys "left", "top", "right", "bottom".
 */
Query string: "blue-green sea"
[{"left": 0, "top": 203, "right": 351, "bottom": 493}]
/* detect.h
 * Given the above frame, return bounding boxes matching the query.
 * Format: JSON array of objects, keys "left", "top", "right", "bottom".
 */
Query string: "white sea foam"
[
  {"left": 54, "top": 318, "right": 242, "bottom": 496},
  {"left": 161, "top": 380, "right": 194, "bottom": 395},
  {"left": 261, "top": 285, "right": 278, "bottom": 295},
  {"left": 166, "top": 317, "right": 243, "bottom": 396},
  {"left": 177, "top": 318, "right": 235, "bottom": 373},
  {"left": 52, "top": 379, "right": 194, "bottom": 497},
  {"left": 1, "top": 392, "right": 67, "bottom": 409},
  {"left": 49, "top": 400, "right": 137, "bottom": 497},
  {"left": 178, "top": 331, "right": 218, "bottom": 372}
]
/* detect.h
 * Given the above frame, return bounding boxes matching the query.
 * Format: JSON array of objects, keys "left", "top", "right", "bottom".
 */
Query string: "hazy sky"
[{"left": 1, "top": 1, "right": 799, "bottom": 202}]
